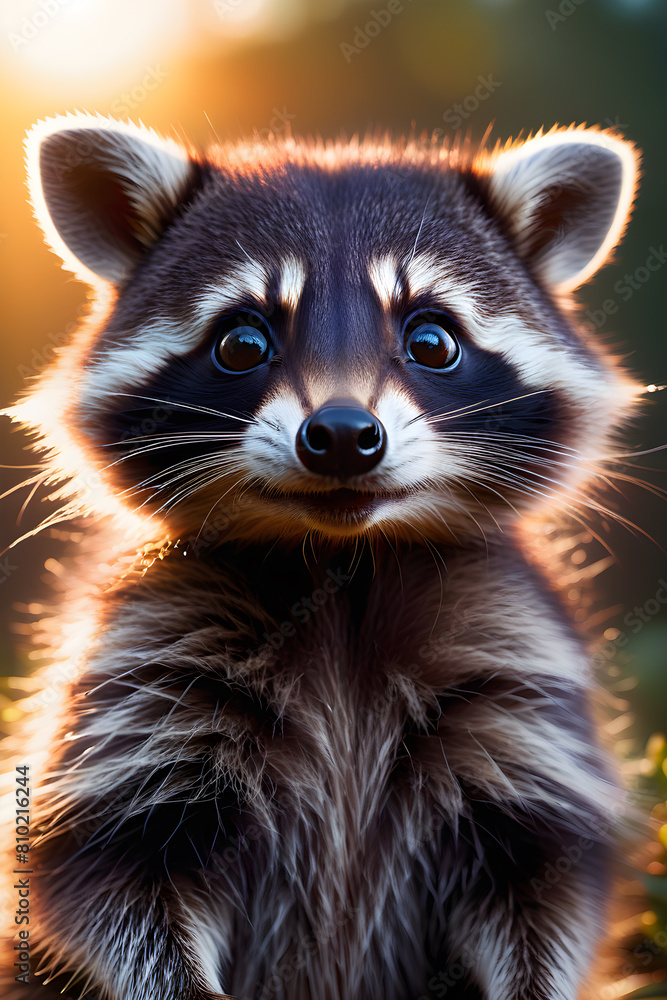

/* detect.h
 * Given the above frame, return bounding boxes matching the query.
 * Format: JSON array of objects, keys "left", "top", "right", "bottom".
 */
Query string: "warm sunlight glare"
[
  {"left": 205, "top": 0, "right": 306, "bottom": 40},
  {"left": 2, "top": 0, "right": 188, "bottom": 95}
]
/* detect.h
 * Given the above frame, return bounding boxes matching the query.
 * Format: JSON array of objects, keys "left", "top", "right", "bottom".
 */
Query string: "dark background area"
[{"left": 0, "top": 0, "right": 666, "bottom": 983}]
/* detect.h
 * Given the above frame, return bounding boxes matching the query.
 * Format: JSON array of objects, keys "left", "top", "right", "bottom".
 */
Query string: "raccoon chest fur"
[
  {"left": 1, "top": 115, "right": 643, "bottom": 1000},
  {"left": 47, "top": 541, "right": 609, "bottom": 1000}
]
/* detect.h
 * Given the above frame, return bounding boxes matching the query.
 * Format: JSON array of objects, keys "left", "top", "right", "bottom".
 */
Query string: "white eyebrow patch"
[
  {"left": 368, "top": 255, "right": 402, "bottom": 308},
  {"left": 278, "top": 256, "right": 306, "bottom": 310},
  {"left": 199, "top": 260, "right": 270, "bottom": 321},
  {"left": 403, "top": 253, "right": 441, "bottom": 299}
]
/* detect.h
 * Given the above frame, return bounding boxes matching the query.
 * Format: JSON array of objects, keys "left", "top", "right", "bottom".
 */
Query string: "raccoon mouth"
[{"left": 258, "top": 485, "right": 415, "bottom": 520}]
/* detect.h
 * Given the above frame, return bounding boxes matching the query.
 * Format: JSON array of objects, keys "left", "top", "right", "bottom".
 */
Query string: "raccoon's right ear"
[
  {"left": 26, "top": 113, "right": 202, "bottom": 285},
  {"left": 485, "top": 127, "right": 638, "bottom": 292}
]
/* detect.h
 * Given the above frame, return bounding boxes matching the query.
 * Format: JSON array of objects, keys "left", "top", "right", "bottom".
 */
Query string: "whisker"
[
  {"left": 440, "top": 430, "right": 667, "bottom": 501},
  {"left": 0, "top": 500, "right": 85, "bottom": 558},
  {"left": 0, "top": 470, "right": 50, "bottom": 503},
  {"left": 0, "top": 463, "right": 44, "bottom": 469},
  {"left": 16, "top": 477, "right": 43, "bottom": 527},
  {"left": 102, "top": 435, "right": 244, "bottom": 469},
  {"left": 443, "top": 430, "right": 579, "bottom": 454},
  {"left": 119, "top": 452, "right": 246, "bottom": 495},
  {"left": 192, "top": 473, "right": 258, "bottom": 543},
  {"left": 405, "top": 390, "right": 550, "bottom": 426},
  {"left": 611, "top": 442, "right": 667, "bottom": 459},
  {"left": 407, "top": 191, "right": 433, "bottom": 267},
  {"left": 153, "top": 462, "right": 252, "bottom": 516},
  {"left": 414, "top": 528, "right": 447, "bottom": 635},
  {"left": 101, "top": 392, "right": 256, "bottom": 425},
  {"left": 100, "top": 431, "right": 245, "bottom": 449},
  {"left": 142, "top": 466, "right": 246, "bottom": 514}
]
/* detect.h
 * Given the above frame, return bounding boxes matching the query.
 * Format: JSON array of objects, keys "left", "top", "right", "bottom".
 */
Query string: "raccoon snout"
[{"left": 296, "top": 399, "right": 386, "bottom": 478}]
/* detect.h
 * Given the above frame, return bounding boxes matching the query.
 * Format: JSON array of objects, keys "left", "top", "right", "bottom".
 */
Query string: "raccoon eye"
[
  {"left": 213, "top": 312, "right": 273, "bottom": 373},
  {"left": 403, "top": 312, "right": 460, "bottom": 370}
]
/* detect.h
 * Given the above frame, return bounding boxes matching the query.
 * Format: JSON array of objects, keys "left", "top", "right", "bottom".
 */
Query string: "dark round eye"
[
  {"left": 213, "top": 313, "right": 273, "bottom": 373},
  {"left": 403, "top": 312, "right": 460, "bottom": 370}
]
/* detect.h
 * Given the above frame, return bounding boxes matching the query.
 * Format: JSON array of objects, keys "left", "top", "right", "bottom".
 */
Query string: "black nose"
[{"left": 296, "top": 399, "right": 386, "bottom": 478}]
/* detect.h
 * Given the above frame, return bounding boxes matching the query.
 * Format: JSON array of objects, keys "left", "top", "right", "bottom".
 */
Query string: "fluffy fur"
[{"left": 0, "top": 114, "right": 643, "bottom": 1000}]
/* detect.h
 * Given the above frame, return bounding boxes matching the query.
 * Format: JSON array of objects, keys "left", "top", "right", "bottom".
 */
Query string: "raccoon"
[{"left": 1, "top": 114, "right": 643, "bottom": 1000}]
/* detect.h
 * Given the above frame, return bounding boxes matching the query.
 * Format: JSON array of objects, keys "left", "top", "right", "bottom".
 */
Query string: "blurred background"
[{"left": 0, "top": 0, "right": 666, "bottom": 990}]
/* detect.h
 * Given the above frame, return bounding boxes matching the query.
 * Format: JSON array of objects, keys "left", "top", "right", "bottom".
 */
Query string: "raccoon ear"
[
  {"left": 486, "top": 129, "right": 638, "bottom": 291},
  {"left": 26, "top": 114, "right": 201, "bottom": 285}
]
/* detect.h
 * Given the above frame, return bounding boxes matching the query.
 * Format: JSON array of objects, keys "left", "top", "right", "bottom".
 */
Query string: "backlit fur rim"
[
  {"left": 26, "top": 114, "right": 639, "bottom": 283},
  {"left": 478, "top": 123, "right": 640, "bottom": 293},
  {"left": 25, "top": 112, "right": 196, "bottom": 286}
]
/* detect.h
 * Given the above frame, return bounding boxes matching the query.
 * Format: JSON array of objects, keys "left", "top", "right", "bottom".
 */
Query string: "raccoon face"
[{"left": 22, "top": 114, "right": 639, "bottom": 545}]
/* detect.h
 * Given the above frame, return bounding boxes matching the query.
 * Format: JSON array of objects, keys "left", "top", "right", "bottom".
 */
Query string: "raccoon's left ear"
[
  {"left": 485, "top": 128, "right": 639, "bottom": 292},
  {"left": 26, "top": 113, "right": 201, "bottom": 285}
]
